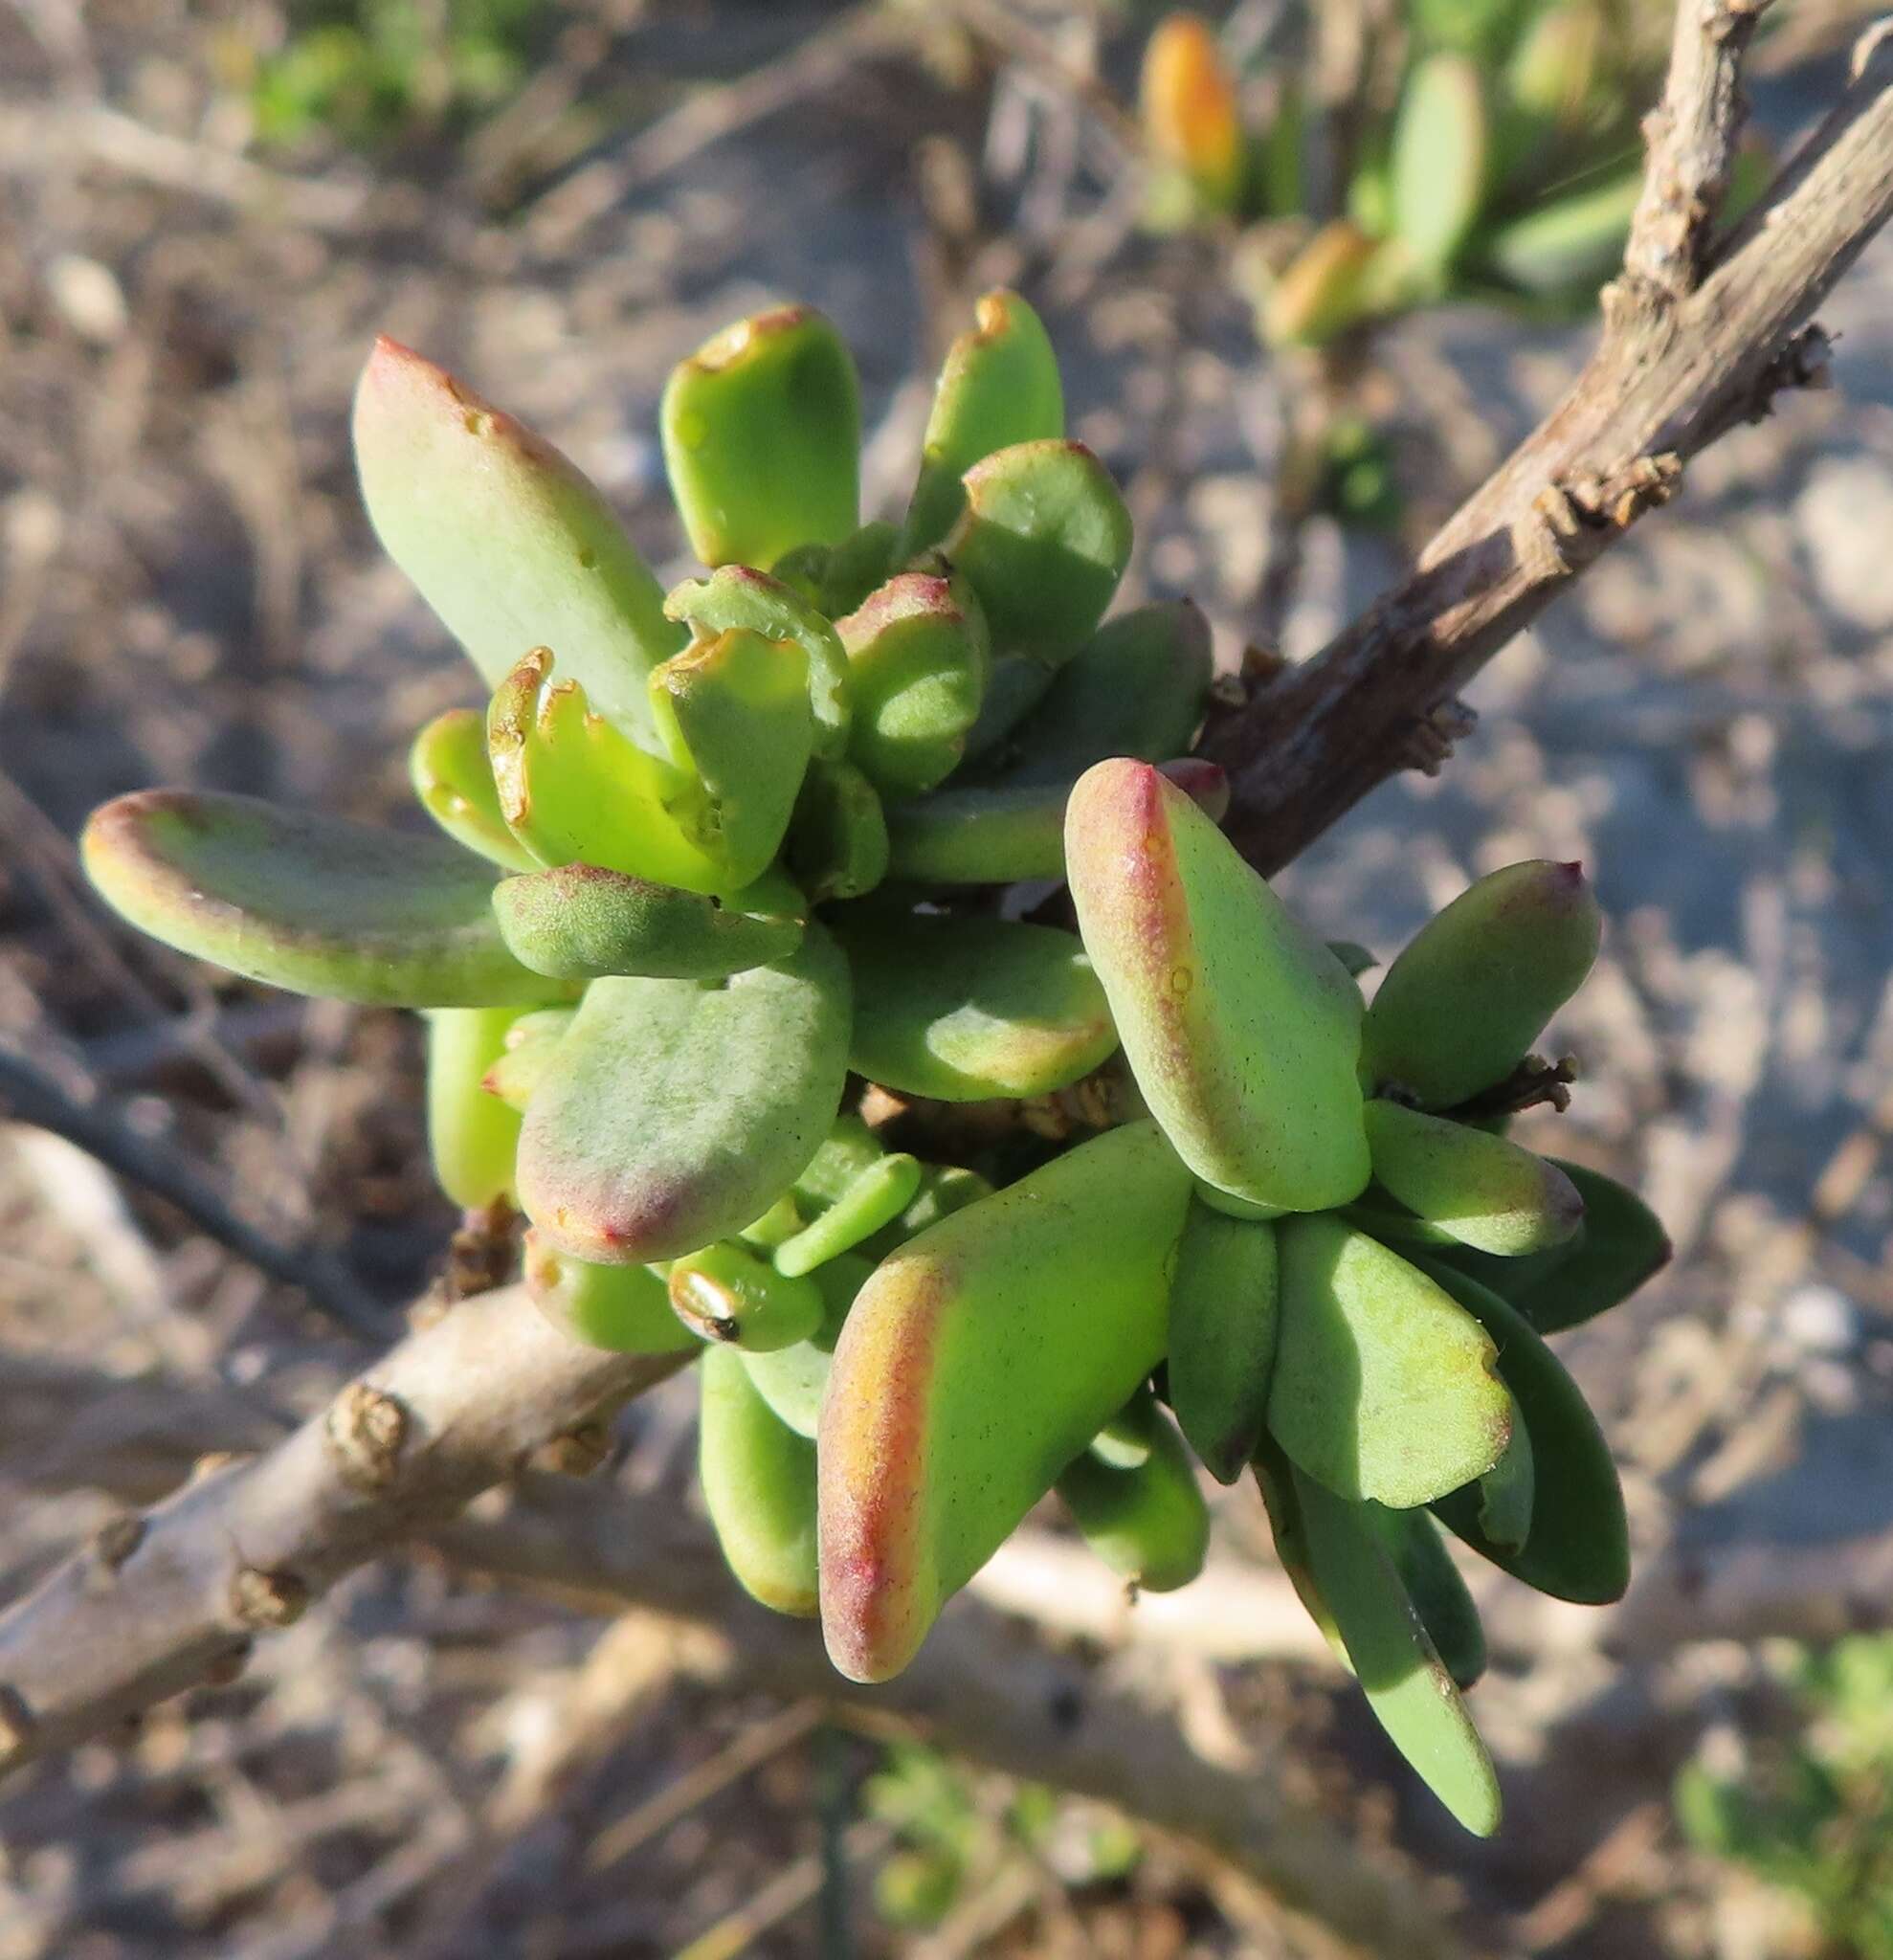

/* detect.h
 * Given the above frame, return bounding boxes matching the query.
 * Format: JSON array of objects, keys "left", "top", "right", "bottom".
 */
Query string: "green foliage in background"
[
  {"left": 242, "top": 0, "right": 548, "bottom": 148},
  {"left": 1678, "top": 1636, "right": 1893, "bottom": 1959}
]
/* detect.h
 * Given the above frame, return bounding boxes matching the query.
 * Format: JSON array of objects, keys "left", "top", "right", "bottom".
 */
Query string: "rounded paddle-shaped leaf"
[
  {"left": 1067, "top": 759, "right": 1370, "bottom": 1213},
  {"left": 661, "top": 306, "right": 860, "bottom": 570},
  {"left": 835, "top": 910, "right": 1118, "bottom": 1102},
  {"left": 516, "top": 924, "right": 851, "bottom": 1264},
  {"left": 836, "top": 568, "right": 991, "bottom": 797},
  {"left": 901, "top": 288, "right": 1064, "bottom": 557},
  {"left": 492, "top": 862, "right": 803, "bottom": 981},
  {"left": 82, "top": 791, "right": 562, "bottom": 1008},
  {"left": 818, "top": 1121, "right": 1193, "bottom": 1682},
  {"left": 1362, "top": 859, "right": 1601, "bottom": 1108},
  {"left": 1268, "top": 1214, "right": 1510, "bottom": 1508},
  {"left": 943, "top": 440, "right": 1131, "bottom": 665},
  {"left": 1364, "top": 1099, "right": 1583, "bottom": 1256},
  {"left": 665, "top": 565, "right": 851, "bottom": 757}
]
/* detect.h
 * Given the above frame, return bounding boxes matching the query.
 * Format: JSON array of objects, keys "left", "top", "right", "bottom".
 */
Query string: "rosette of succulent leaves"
[{"left": 84, "top": 292, "right": 1669, "bottom": 1837}]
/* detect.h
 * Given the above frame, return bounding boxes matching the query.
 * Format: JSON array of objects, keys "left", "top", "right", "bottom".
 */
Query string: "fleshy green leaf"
[
  {"left": 491, "top": 862, "right": 803, "bottom": 981},
  {"left": 1293, "top": 1464, "right": 1503, "bottom": 1836},
  {"left": 985, "top": 600, "right": 1213, "bottom": 786},
  {"left": 1392, "top": 55, "right": 1488, "bottom": 276},
  {"left": 1361, "top": 859, "right": 1601, "bottom": 1108},
  {"left": 1268, "top": 1214, "right": 1510, "bottom": 1507},
  {"left": 667, "top": 1239, "right": 825, "bottom": 1351},
  {"left": 1166, "top": 1202, "right": 1279, "bottom": 1484},
  {"left": 819, "top": 1121, "right": 1193, "bottom": 1682},
  {"left": 773, "top": 1152, "right": 924, "bottom": 1279},
  {"left": 647, "top": 626, "right": 815, "bottom": 887},
  {"left": 1056, "top": 1394, "right": 1210, "bottom": 1593},
  {"left": 661, "top": 306, "right": 860, "bottom": 569},
  {"left": 425, "top": 1006, "right": 524, "bottom": 1208},
  {"left": 1067, "top": 759, "right": 1370, "bottom": 1213},
  {"left": 901, "top": 288, "right": 1064, "bottom": 556},
  {"left": 837, "top": 568, "right": 991, "bottom": 797},
  {"left": 700, "top": 1344, "right": 820, "bottom": 1615},
  {"left": 515, "top": 924, "right": 851, "bottom": 1263},
  {"left": 943, "top": 440, "right": 1131, "bottom": 665},
  {"left": 487, "top": 649, "right": 728, "bottom": 894},
  {"left": 81, "top": 790, "right": 563, "bottom": 1007},
  {"left": 524, "top": 1228, "right": 699, "bottom": 1354},
  {"left": 1415, "top": 1254, "right": 1631, "bottom": 1604},
  {"left": 1364, "top": 1099, "right": 1583, "bottom": 1256},
  {"left": 739, "top": 1252, "right": 871, "bottom": 1437},
  {"left": 771, "top": 520, "right": 899, "bottom": 620},
  {"left": 787, "top": 758, "right": 890, "bottom": 902},
  {"left": 410, "top": 707, "right": 537, "bottom": 870},
  {"left": 835, "top": 910, "right": 1118, "bottom": 1102},
  {"left": 353, "top": 337, "right": 682, "bottom": 748},
  {"left": 481, "top": 1006, "right": 573, "bottom": 1112},
  {"left": 665, "top": 565, "right": 851, "bottom": 758}
]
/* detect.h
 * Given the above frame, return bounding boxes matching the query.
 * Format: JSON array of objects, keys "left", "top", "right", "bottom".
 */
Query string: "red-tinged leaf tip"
[{"left": 817, "top": 1257, "right": 948, "bottom": 1682}]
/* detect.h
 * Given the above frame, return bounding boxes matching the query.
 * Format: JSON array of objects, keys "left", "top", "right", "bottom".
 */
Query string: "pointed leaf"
[
  {"left": 819, "top": 1122, "right": 1193, "bottom": 1682},
  {"left": 410, "top": 707, "right": 537, "bottom": 870},
  {"left": 516, "top": 924, "right": 851, "bottom": 1264},
  {"left": 1268, "top": 1214, "right": 1510, "bottom": 1507},
  {"left": 1294, "top": 1464, "right": 1503, "bottom": 1837},
  {"left": 82, "top": 790, "right": 563, "bottom": 1007},
  {"left": 902, "top": 289, "right": 1064, "bottom": 556},
  {"left": 1362, "top": 859, "right": 1601, "bottom": 1107},
  {"left": 1067, "top": 759, "right": 1370, "bottom": 1212},
  {"left": 1370, "top": 1504, "right": 1487, "bottom": 1690},
  {"left": 1487, "top": 1159, "right": 1670, "bottom": 1335},
  {"left": 353, "top": 337, "right": 681, "bottom": 746},
  {"left": 661, "top": 306, "right": 860, "bottom": 569},
  {"left": 1414, "top": 1255, "right": 1631, "bottom": 1604}
]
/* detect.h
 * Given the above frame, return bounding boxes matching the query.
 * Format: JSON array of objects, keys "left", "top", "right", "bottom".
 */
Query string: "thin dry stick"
[{"left": 1207, "top": 16, "right": 1893, "bottom": 872}]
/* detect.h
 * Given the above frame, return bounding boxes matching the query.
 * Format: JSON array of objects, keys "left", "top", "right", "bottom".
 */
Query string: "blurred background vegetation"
[{"left": 1, "top": 0, "right": 1891, "bottom": 1953}]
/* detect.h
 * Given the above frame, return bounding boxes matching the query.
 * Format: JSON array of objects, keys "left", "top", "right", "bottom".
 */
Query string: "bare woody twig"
[
  {"left": 0, "top": 1283, "right": 688, "bottom": 1771},
  {"left": 1207, "top": 19, "right": 1893, "bottom": 873}
]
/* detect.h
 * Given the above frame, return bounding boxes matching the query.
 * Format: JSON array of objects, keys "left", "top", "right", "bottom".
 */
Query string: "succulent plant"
[
  {"left": 80, "top": 291, "right": 1668, "bottom": 1836},
  {"left": 1137, "top": 4, "right": 1770, "bottom": 347}
]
